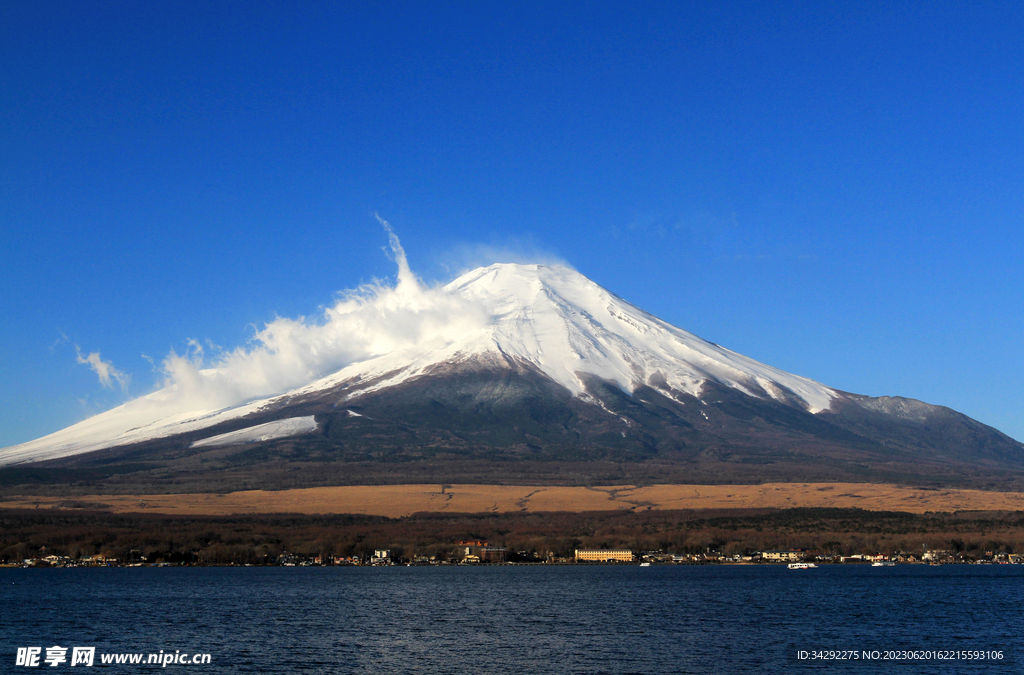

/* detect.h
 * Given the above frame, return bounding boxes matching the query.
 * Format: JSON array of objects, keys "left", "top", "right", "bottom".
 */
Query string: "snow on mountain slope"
[
  {"left": 286, "top": 263, "right": 836, "bottom": 411},
  {"left": 191, "top": 416, "right": 318, "bottom": 448},
  {"left": 0, "top": 263, "right": 836, "bottom": 466},
  {"left": 448, "top": 264, "right": 836, "bottom": 411},
  {"left": 0, "top": 393, "right": 272, "bottom": 466}
]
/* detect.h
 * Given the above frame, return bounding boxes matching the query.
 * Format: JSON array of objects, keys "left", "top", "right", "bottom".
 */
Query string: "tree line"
[{"left": 3, "top": 507, "right": 1023, "bottom": 565}]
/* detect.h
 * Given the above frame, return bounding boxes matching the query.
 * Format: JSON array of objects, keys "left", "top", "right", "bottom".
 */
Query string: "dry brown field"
[{"left": 4, "top": 482, "right": 1024, "bottom": 517}]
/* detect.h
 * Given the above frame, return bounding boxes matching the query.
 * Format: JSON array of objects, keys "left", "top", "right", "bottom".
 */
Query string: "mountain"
[{"left": 3, "top": 263, "right": 1023, "bottom": 491}]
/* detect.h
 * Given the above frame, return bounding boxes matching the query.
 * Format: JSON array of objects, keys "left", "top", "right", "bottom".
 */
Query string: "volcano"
[{"left": 3, "top": 262, "right": 1022, "bottom": 491}]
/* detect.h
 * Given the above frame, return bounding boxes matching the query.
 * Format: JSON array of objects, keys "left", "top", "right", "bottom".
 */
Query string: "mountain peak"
[
  {"left": 447, "top": 262, "right": 590, "bottom": 300},
  {"left": 438, "top": 263, "right": 837, "bottom": 412}
]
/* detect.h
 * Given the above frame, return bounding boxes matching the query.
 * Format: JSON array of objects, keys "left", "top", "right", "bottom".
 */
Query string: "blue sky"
[{"left": 2, "top": 2, "right": 1022, "bottom": 447}]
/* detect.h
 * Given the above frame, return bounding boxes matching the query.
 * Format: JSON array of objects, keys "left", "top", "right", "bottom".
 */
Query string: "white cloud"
[
  {"left": 151, "top": 219, "right": 491, "bottom": 413},
  {"left": 75, "top": 347, "right": 130, "bottom": 392}
]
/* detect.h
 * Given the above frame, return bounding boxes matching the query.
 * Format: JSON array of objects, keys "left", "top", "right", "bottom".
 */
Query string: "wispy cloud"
[
  {"left": 75, "top": 346, "right": 130, "bottom": 392},
  {"left": 51, "top": 331, "right": 71, "bottom": 351}
]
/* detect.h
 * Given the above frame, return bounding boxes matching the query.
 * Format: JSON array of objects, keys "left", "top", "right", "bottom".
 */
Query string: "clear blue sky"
[{"left": 2, "top": 2, "right": 1022, "bottom": 447}]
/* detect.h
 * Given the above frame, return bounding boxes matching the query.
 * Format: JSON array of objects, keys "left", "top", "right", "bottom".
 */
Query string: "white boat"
[
  {"left": 872, "top": 561, "right": 895, "bottom": 567},
  {"left": 639, "top": 562, "right": 651, "bottom": 566},
  {"left": 788, "top": 562, "right": 817, "bottom": 569}
]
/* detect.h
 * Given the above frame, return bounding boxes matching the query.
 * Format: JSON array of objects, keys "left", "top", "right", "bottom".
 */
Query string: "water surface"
[{"left": 3, "top": 565, "right": 1019, "bottom": 673}]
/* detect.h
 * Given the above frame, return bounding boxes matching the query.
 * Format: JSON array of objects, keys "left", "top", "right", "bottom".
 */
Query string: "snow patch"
[{"left": 191, "top": 416, "right": 318, "bottom": 448}]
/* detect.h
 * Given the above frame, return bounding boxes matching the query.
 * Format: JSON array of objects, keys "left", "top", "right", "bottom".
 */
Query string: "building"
[
  {"left": 455, "top": 540, "right": 508, "bottom": 562},
  {"left": 575, "top": 549, "right": 635, "bottom": 562},
  {"left": 455, "top": 540, "right": 488, "bottom": 557},
  {"left": 760, "top": 549, "right": 806, "bottom": 562},
  {"left": 479, "top": 547, "right": 508, "bottom": 563}
]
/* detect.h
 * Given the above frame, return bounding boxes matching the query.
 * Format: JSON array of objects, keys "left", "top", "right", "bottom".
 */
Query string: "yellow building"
[{"left": 575, "top": 549, "right": 635, "bottom": 562}]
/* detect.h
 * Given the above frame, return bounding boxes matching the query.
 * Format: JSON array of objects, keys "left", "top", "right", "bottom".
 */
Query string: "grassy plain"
[{"left": 4, "top": 482, "right": 1024, "bottom": 517}]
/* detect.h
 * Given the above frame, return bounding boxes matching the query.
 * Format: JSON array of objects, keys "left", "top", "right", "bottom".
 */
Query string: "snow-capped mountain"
[
  {"left": 2, "top": 263, "right": 1022, "bottom": 484},
  {"left": 2, "top": 263, "right": 829, "bottom": 464},
  {"left": 278, "top": 263, "right": 837, "bottom": 414}
]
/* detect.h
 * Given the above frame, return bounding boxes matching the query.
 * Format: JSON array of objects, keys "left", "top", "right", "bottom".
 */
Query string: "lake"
[{"left": 3, "top": 565, "right": 1020, "bottom": 673}]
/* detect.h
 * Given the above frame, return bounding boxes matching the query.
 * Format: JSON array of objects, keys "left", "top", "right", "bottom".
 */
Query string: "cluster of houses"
[
  {"left": 574, "top": 548, "right": 1024, "bottom": 565},
  {"left": 691, "top": 549, "right": 1024, "bottom": 565},
  {"left": 16, "top": 554, "right": 120, "bottom": 567},
  {"left": 364, "top": 541, "right": 513, "bottom": 566}
]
